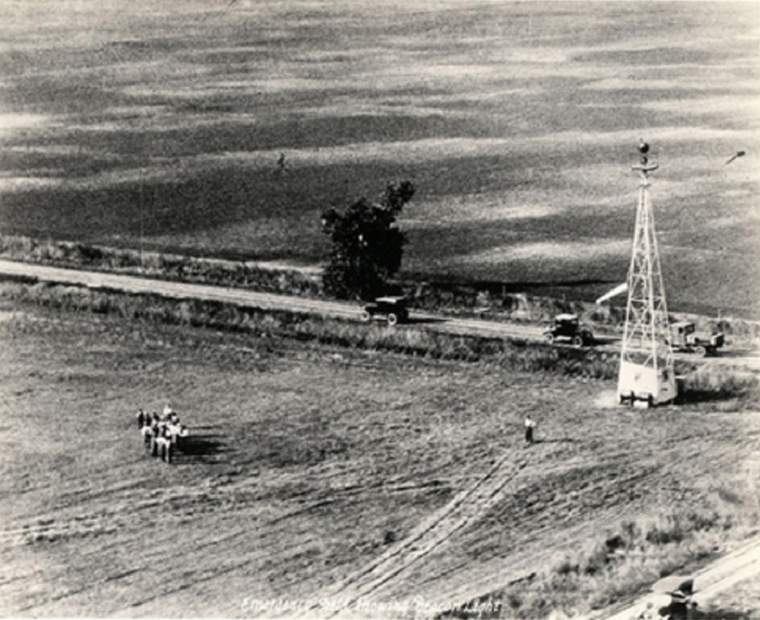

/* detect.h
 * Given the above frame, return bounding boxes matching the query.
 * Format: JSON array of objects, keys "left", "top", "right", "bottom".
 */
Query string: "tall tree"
[{"left": 321, "top": 181, "right": 415, "bottom": 300}]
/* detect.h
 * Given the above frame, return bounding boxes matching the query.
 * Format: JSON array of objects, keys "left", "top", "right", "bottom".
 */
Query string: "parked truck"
[{"left": 668, "top": 321, "right": 724, "bottom": 357}]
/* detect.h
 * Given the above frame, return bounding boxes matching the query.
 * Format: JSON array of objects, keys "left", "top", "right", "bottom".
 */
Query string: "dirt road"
[
  {"left": 4, "top": 259, "right": 760, "bottom": 373},
  {"left": 599, "top": 536, "right": 760, "bottom": 620},
  {"left": 0, "top": 259, "right": 546, "bottom": 341}
]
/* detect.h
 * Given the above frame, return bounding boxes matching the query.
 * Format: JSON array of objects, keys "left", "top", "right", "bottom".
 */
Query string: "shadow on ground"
[
  {"left": 533, "top": 438, "right": 579, "bottom": 445},
  {"left": 694, "top": 609, "right": 751, "bottom": 620},
  {"left": 174, "top": 433, "right": 227, "bottom": 464},
  {"left": 593, "top": 335, "right": 622, "bottom": 346},
  {"left": 715, "top": 348, "right": 759, "bottom": 359},
  {"left": 406, "top": 316, "right": 446, "bottom": 325},
  {"left": 662, "top": 604, "right": 752, "bottom": 619},
  {"left": 677, "top": 389, "right": 756, "bottom": 405}
]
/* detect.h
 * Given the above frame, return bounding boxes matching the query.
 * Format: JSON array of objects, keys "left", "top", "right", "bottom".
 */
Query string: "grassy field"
[
  {"left": 1, "top": 299, "right": 759, "bottom": 617},
  {"left": 1, "top": 1, "right": 759, "bottom": 317}
]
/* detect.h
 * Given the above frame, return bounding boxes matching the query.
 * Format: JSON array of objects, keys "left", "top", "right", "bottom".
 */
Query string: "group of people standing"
[
  {"left": 137, "top": 404, "right": 180, "bottom": 428},
  {"left": 137, "top": 404, "right": 186, "bottom": 463}
]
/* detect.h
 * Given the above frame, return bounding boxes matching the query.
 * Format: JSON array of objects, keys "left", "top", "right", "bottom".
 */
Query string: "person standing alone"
[{"left": 524, "top": 414, "right": 536, "bottom": 445}]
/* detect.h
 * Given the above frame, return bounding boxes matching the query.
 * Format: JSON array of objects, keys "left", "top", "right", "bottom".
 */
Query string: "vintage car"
[
  {"left": 543, "top": 313, "right": 595, "bottom": 347},
  {"left": 361, "top": 296, "right": 409, "bottom": 326}
]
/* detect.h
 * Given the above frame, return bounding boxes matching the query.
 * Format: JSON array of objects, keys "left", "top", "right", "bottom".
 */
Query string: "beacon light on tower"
[{"left": 617, "top": 141, "right": 676, "bottom": 407}]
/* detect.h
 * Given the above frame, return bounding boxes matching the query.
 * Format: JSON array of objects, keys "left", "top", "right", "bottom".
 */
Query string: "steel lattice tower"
[{"left": 618, "top": 142, "right": 676, "bottom": 406}]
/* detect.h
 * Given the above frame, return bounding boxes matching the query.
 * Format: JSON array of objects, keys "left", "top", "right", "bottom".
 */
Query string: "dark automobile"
[
  {"left": 361, "top": 296, "right": 409, "bottom": 326},
  {"left": 543, "top": 313, "right": 595, "bottom": 347}
]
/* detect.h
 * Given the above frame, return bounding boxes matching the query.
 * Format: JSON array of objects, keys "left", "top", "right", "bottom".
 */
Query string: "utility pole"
[{"left": 618, "top": 141, "right": 676, "bottom": 407}]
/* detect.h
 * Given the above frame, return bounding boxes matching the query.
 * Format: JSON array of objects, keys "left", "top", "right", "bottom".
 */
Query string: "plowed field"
[
  {"left": 1, "top": 303, "right": 758, "bottom": 617},
  {"left": 1, "top": 1, "right": 759, "bottom": 317}
]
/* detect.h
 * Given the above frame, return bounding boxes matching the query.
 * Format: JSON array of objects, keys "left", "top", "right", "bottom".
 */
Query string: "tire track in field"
[
  {"left": 394, "top": 434, "right": 739, "bottom": 607},
  {"left": 2, "top": 465, "right": 469, "bottom": 612},
  {"left": 0, "top": 472, "right": 450, "bottom": 548},
  {"left": 2, "top": 469, "right": 455, "bottom": 614},
  {"left": 2, "top": 430, "right": 448, "bottom": 551},
  {"left": 6, "top": 503, "right": 318, "bottom": 613},
  {"left": 303, "top": 448, "right": 662, "bottom": 614},
  {"left": 107, "top": 475, "right": 452, "bottom": 592},
  {"left": 400, "top": 461, "right": 664, "bottom": 604},
  {"left": 303, "top": 453, "right": 529, "bottom": 617}
]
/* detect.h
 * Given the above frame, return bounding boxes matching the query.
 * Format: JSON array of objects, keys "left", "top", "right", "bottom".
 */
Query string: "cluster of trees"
[{"left": 321, "top": 181, "right": 415, "bottom": 300}]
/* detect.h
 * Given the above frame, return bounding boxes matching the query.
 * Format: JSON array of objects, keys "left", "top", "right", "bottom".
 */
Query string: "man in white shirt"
[{"left": 524, "top": 415, "right": 536, "bottom": 444}]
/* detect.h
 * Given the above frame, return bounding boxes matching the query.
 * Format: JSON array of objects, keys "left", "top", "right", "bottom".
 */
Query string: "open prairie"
[
  {"left": 1, "top": 302, "right": 759, "bottom": 617},
  {"left": 1, "top": 1, "right": 759, "bottom": 316}
]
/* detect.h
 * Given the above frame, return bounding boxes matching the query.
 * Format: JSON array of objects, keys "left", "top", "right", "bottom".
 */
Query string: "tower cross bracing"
[{"left": 618, "top": 144, "right": 676, "bottom": 406}]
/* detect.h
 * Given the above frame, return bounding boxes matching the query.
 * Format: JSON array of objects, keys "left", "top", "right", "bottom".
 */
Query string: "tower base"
[{"left": 618, "top": 361, "right": 677, "bottom": 407}]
